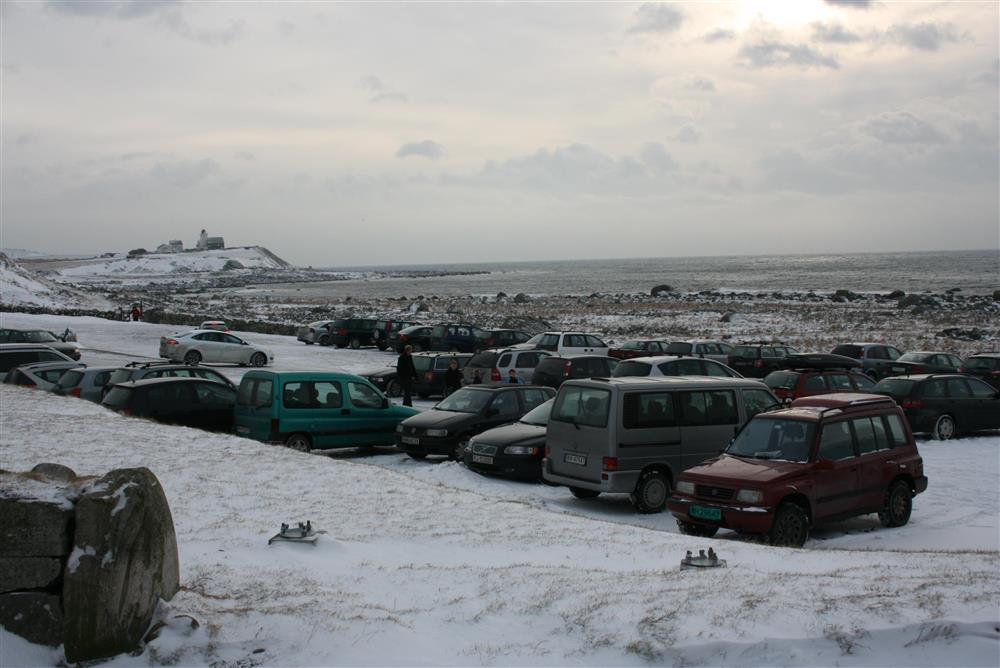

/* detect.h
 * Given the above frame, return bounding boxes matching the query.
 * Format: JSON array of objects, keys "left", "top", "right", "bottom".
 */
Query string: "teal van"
[{"left": 234, "top": 371, "right": 420, "bottom": 450}]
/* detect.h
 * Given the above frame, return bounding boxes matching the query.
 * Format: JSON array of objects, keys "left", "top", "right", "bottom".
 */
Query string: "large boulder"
[
  {"left": 62, "top": 468, "right": 179, "bottom": 664},
  {"left": 0, "top": 593, "right": 63, "bottom": 646},
  {"left": 0, "top": 473, "right": 75, "bottom": 558},
  {"left": 0, "top": 557, "right": 62, "bottom": 593},
  {"left": 650, "top": 284, "right": 674, "bottom": 297}
]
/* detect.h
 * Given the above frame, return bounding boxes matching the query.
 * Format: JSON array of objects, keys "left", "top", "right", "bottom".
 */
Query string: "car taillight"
[
  {"left": 339, "top": 328, "right": 348, "bottom": 336},
  {"left": 901, "top": 397, "right": 923, "bottom": 409},
  {"left": 910, "top": 366, "right": 924, "bottom": 374},
  {"left": 122, "top": 407, "right": 132, "bottom": 416},
  {"left": 564, "top": 362, "right": 573, "bottom": 377},
  {"left": 491, "top": 368, "right": 501, "bottom": 382},
  {"left": 71, "top": 388, "right": 82, "bottom": 397},
  {"left": 400, "top": 334, "right": 408, "bottom": 341},
  {"left": 602, "top": 457, "right": 619, "bottom": 472},
  {"left": 992, "top": 370, "right": 1000, "bottom": 377},
  {"left": 424, "top": 371, "right": 435, "bottom": 382},
  {"left": 754, "top": 359, "right": 764, "bottom": 368},
  {"left": 485, "top": 338, "right": 495, "bottom": 346},
  {"left": 165, "top": 339, "right": 178, "bottom": 345}
]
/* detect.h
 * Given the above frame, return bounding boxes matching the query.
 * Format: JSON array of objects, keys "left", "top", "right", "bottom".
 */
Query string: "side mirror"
[{"left": 814, "top": 459, "right": 835, "bottom": 471}]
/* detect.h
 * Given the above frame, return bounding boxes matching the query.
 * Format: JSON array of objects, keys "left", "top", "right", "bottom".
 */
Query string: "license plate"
[
  {"left": 235, "top": 425, "right": 250, "bottom": 434},
  {"left": 401, "top": 436, "right": 420, "bottom": 445},
  {"left": 564, "top": 453, "right": 587, "bottom": 466},
  {"left": 472, "top": 454, "right": 493, "bottom": 465},
  {"left": 689, "top": 505, "right": 722, "bottom": 521}
]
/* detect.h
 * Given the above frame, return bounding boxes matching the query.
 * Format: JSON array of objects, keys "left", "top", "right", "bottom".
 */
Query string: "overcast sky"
[{"left": 2, "top": 1, "right": 997, "bottom": 267}]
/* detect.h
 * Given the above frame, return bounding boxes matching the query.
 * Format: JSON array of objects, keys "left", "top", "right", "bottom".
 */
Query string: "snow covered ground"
[
  {"left": 0, "top": 255, "right": 113, "bottom": 310},
  {"left": 1, "top": 312, "right": 999, "bottom": 666},
  {"left": 55, "top": 247, "right": 287, "bottom": 280}
]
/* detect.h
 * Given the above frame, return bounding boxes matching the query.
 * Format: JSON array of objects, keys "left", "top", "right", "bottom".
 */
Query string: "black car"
[
  {"left": 871, "top": 373, "right": 1000, "bottom": 440},
  {"left": 831, "top": 343, "right": 904, "bottom": 380},
  {"left": 101, "top": 377, "right": 238, "bottom": 432},
  {"left": 530, "top": 355, "right": 619, "bottom": 389},
  {"left": 392, "top": 323, "right": 487, "bottom": 353},
  {"left": 727, "top": 343, "right": 799, "bottom": 378},
  {"left": 314, "top": 318, "right": 420, "bottom": 350},
  {"left": 105, "top": 361, "right": 235, "bottom": 396},
  {"left": 464, "top": 398, "right": 553, "bottom": 481},
  {"left": 884, "top": 351, "right": 962, "bottom": 377},
  {"left": 0, "top": 328, "right": 82, "bottom": 360},
  {"left": 395, "top": 385, "right": 555, "bottom": 460},
  {"left": 476, "top": 329, "right": 532, "bottom": 350},
  {"left": 362, "top": 352, "right": 473, "bottom": 398},
  {"left": 960, "top": 353, "right": 1000, "bottom": 390},
  {"left": 0, "top": 344, "right": 76, "bottom": 373}
]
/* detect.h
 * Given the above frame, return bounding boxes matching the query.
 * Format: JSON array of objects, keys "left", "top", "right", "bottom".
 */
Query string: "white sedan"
[{"left": 159, "top": 330, "right": 273, "bottom": 367}]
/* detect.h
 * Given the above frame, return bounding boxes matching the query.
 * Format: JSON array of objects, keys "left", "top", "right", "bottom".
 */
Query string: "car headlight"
[
  {"left": 504, "top": 445, "right": 539, "bottom": 456},
  {"left": 426, "top": 429, "right": 448, "bottom": 437},
  {"left": 395, "top": 424, "right": 404, "bottom": 433},
  {"left": 675, "top": 480, "right": 695, "bottom": 495},
  {"left": 736, "top": 489, "right": 762, "bottom": 504}
]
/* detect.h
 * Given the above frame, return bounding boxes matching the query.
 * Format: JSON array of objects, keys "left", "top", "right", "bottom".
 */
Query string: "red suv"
[
  {"left": 667, "top": 393, "right": 927, "bottom": 547},
  {"left": 765, "top": 369, "right": 875, "bottom": 402}
]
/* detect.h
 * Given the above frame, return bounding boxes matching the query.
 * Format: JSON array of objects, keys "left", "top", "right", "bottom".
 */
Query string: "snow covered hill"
[
  {"left": 57, "top": 246, "right": 290, "bottom": 279},
  {"left": 0, "top": 253, "right": 112, "bottom": 309}
]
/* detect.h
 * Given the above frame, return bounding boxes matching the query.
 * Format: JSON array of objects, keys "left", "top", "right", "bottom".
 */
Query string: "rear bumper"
[
  {"left": 541, "top": 458, "right": 638, "bottom": 493},
  {"left": 914, "top": 475, "right": 928, "bottom": 495},
  {"left": 667, "top": 496, "right": 775, "bottom": 534}
]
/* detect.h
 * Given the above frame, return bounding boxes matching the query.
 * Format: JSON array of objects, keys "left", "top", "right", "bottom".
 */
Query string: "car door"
[
  {"left": 852, "top": 415, "right": 894, "bottom": 509},
  {"left": 619, "top": 391, "right": 681, "bottom": 476},
  {"left": 585, "top": 335, "right": 609, "bottom": 356},
  {"left": 192, "top": 381, "right": 237, "bottom": 432},
  {"left": 235, "top": 376, "right": 275, "bottom": 441},
  {"left": 483, "top": 390, "right": 522, "bottom": 432},
  {"left": 965, "top": 378, "right": 1000, "bottom": 431},
  {"left": 561, "top": 334, "right": 587, "bottom": 355},
  {"left": 678, "top": 389, "right": 739, "bottom": 469},
  {"left": 944, "top": 377, "right": 976, "bottom": 430},
  {"left": 514, "top": 351, "right": 543, "bottom": 382},
  {"left": 813, "top": 420, "right": 860, "bottom": 519},
  {"left": 279, "top": 380, "right": 322, "bottom": 443},
  {"left": 518, "top": 387, "right": 551, "bottom": 412},
  {"left": 309, "top": 380, "right": 353, "bottom": 447},
  {"left": 344, "top": 380, "right": 398, "bottom": 445}
]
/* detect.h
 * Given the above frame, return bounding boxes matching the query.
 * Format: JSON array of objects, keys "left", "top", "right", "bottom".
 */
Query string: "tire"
[
  {"left": 250, "top": 352, "right": 267, "bottom": 367},
  {"left": 677, "top": 520, "right": 720, "bottom": 538},
  {"left": 183, "top": 350, "right": 202, "bottom": 366},
  {"left": 377, "top": 342, "right": 388, "bottom": 351},
  {"left": 303, "top": 341, "right": 314, "bottom": 345},
  {"left": 386, "top": 379, "right": 402, "bottom": 398},
  {"left": 285, "top": 433, "right": 311, "bottom": 452},
  {"left": 318, "top": 335, "right": 331, "bottom": 347},
  {"left": 349, "top": 338, "right": 361, "bottom": 350},
  {"left": 449, "top": 440, "right": 468, "bottom": 461},
  {"left": 769, "top": 502, "right": 809, "bottom": 547},
  {"left": 407, "top": 452, "right": 427, "bottom": 461},
  {"left": 878, "top": 480, "right": 913, "bottom": 528},
  {"left": 569, "top": 487, "right": 600, "bottom": 499},
  {"left": 932, "top": 414, "right": 957, "bottom": 441},
  {"left": 630, "top": 469, "right": 670, "bottom": 514}
]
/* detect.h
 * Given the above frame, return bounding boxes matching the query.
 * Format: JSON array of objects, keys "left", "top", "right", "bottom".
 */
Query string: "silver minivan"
[{"left": 542, "top": 376, "right": 780, "bottom": 513}]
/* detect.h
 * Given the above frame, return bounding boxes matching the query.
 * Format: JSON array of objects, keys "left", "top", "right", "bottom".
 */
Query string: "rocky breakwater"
[{"left": 0, "top": 464, "right": 179, "bottom": 662}]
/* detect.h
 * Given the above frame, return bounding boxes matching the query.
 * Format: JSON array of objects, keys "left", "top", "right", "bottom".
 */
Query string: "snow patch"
[{"left": 66, "top": 545, "right": 96, "bottom": 574}]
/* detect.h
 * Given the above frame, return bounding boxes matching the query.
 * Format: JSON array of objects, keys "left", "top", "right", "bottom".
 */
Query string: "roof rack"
[
  {"left": 123, "top": 360, "right": 177, "bottom": 368},
  {"left": 778, "top": 353, "right": 859, "bottom": 371}
]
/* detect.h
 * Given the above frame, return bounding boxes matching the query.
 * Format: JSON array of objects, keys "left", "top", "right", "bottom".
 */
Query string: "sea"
[{"left": 305, "top": 250, "right": 999, "bottom": 299}]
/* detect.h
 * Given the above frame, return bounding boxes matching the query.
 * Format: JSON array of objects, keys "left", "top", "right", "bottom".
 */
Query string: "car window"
[
  {"left": 347, "top": 382, "right": 382, "bottom": 409},
  {"left": 516, "top": 352, "right": 538, "bottom": 368},
  {"left": 727, "top": 418, "right": 814, "bottom": 462},
  {"left": 195, "top": 383, "right": 236, "bottom": 404},
  {"left": 852, "top": 417, "right": 879, "bottom": 455},
  {"left": 886, "top": 413, "right": 908, "bottom": 447},
  {"left": 108, "top": 369, "right": 133, "bottom": 385},
  {"left": 886, "top": 347, "right": 902, "bottom": 360},
  {"left": 38, "top": 369, "right": 68, "bottom": 382},
  {"left": 623, "top": 392, "right": 677, "bottom": 429},
  {"left": 804, "top": 375, "right": 827, "bottom": 391},
  {"left": 706, "top": 390, "right": 738, "bottom": 425},
  {"left": 489, "top": 391, "right": 520, "bottom": 417},
  {"left": 437, "top": 388, "right": 493, "bottom": 413},
  {"left": 665, "top": 342, "right": 692, "bottom": 356},
  {"left": 946, "top": 378, "right": 971, "bottom": 398},
  {"left": 220, "top": 334, "right": 242, "bottom": 345},
  {"left": 948, "top": 355, "right": 962, "bottom": 368},
  {"left": 743, "top": 388, "right": 780, "bottom": 419},
  {"left": 566, "top": 334, "right": 588, "bottom": 348},
  {"left": 193, "top": 333, "right": 217, "bottom": 342},
  {"left": 540, "top": 334, "right": 559, "bottom": 350},
  {"left": 413, "top": 357, "right": 433, "bottom": 372},
  {"left": 520, "top": 388, "right": 550, "bottom": 411},
  {"left": 615, "top": 361, "right": 652, "bottom": 377},
  {"left": 765, "top": 371, "right": 799, "bottom": 390},
  {"left": 569, "top": 361, "right": 589, "bottom": 378},
  {"left": 58, "top": 371, "right": 85, "bottom": 388},
  {"left": 852, "top": 374, "right": 876, "bottom": 391},
  {"left": 283, "top": 382, "right": 314, "bottom": 409},
  {"left": 818, "top": 421, "right": 855, "bottom": 461},
  {"left": 676, "top": 359, "right": 702, "bottom": 375},
  {"left": 655, "top": 361, "right": 677, "bottom": 376},
  {"left": 551, "top": 386, "right": 611, "bottom": 428},
  {"left": 148, "top": 383, "right": 192, "bottom": 407},
  {"left": 967, "top": 378, "right": 996, "bottom": 398},
  {"left": 315, "top": 381, "right": 344, "bottom": 408},
  {"left": 828, "top": 374, "right": 854, "bottom": 390},
  {"left": 498, "top": 354, "right": 512, "bottom": 368},
  {"left": 922, "top": 380, "right": 946, "bottom": 397},
  {"left": 760, "top": 347, "right": 776, "bottom": 358},
  {"left": 193, "top": 369, "right": 229, "bottom": 385},
  {"left": 585, "top": 335, "right": 606, "bottom": 348},
  {"left": 39, "top": 352, "right": 64, "bottom": 363},
  {"left": 678, "top": 391, "right": 707, "bottom": 426},
  {"left": 703, "top": 361, "right": 730, "bottom": 377},
  {"left": 102, "top": 386, "right": 133, "bottom": 408},
  {"left": 93, "top": 371, "right": 112, "bottom": 387},
  {"left": 870, "top": 416, "right": 891, "bottom": 452}
]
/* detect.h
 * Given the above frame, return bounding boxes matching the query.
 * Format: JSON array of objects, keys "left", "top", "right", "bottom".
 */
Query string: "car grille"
[
  {"left": 695, "top": 485, "right": 734, "bottom": 501},
  {"left": 472, "top": 444, "right": 498, "bottom": 455},
  {"left": 402, "top": 426, "right": 421, "bottom": 436}
]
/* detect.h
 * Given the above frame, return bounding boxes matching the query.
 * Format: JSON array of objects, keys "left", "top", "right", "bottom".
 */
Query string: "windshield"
[
  {"left": 551, "top": 386, "right": 611, "bottom": 428},
  {"left": 872, "top": 378, "right": 915, "bottom": 397},
  {"left": 435, "top": 388, "right": 492, "bottom": 413},
  {"left": 22, "top": 330, "right": 58, "bottom": 342},
  {"left": 963, "top": 357, "right": 995, "bottom": 371},
  {"left": 413, "top": 356, "right": 433, "bottom": 372},
  {"left": 764, "top": 371, "right": 798, "bottom": 390},
  {"left": 520, "top": 399, "right": 553, "bottom": 426},
  {"left": 612, "top": 361, "right": 651, "bottom": 377},
  {"left": 619, "top": 341, "right": 645, "bottom": 350},
  {"left": 734, "top": 346, "right": 758, "bottom": 357},
  {"left": 56, "top": 370, "right": 85, "bottom": 388},
  {"left": 727, "top": 418, "right": 815, "bottom": 463},
  {"left": 102, "top": 386, "right": 133, "bottom": 408},
  {"left": 108, "top": 369, "right": 134, "bottom": 385},
  {"left": 898, "top": 353, "right": 933, "bottom": 363},
  {"left": 525, "top": 333, "right": 544, "bottom": 345}
]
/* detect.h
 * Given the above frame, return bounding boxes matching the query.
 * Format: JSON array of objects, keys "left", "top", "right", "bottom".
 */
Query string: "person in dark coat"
[
  {"left": 396, "top": 345, "right": 419, "bottom": 406},
  {"left": 443, "top": 358, "right": 463, "bottom": 396}
]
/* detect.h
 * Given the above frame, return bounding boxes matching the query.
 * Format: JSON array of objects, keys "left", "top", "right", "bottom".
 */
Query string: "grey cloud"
[
  {"left": 886, "top": 22, "right": 963, "bottom": 52},
  {"left": 234, "top": 151, "right": 255, "bottom": 161},
  {"left": 158, "top": 12, "right": 245, "bottom": 46},
  {"left": 149, "top": 159, "right": 219, "bottom": 187},
  {"left": 811, "top": 22, "right": 861, "bottom": 44},
  {"left": 15, "top": 133, "right": 38, "bottom": 147},
  {"left": 738, "top": 41, "right": 839, "bottom": 69},
  {"left": 860, "top": 111, "right": 948, "bottom": 144},
  {"left": 627, "top": 3, "right": 683, "bottom": 34},
  {"left": 757, "top": 149, "right": 856, "bottom": 194},
  {"left": 397, "top": 140, "right": 444, "bottom": 159},
  {"left": 672, "top": 125, "right": 702, "bottom": 144},
  {"left": 359, "top": 74, "right": 407, "bottom": 104},
  {"left": 703, "top": 28, "right": 736, "bottom": 43},
  {"left": 359, "top": 75, "right": 384, "bottom": 92},
  {"left": 372, "top": 92, "right": 408, "bottom": 104},
  {"left": 46, "top": 0, "right": 177, "bottom": 19},
  {"left": 823, "top": 0, "right": 871, "bottom": 7},
  {"left": 638, "top": 143, "right": 678, "bottom": 173},
  {"left": 688, "top": 78, "right": 715, "bottom": 92}
]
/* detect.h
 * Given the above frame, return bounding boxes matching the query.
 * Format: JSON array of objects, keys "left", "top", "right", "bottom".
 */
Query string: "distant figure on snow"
[
  {"left": 396, "top": 345, "right": 419, "bottom": 407},
  {"left": 131, "top": 306, "right": 142, "bottom": 322}
]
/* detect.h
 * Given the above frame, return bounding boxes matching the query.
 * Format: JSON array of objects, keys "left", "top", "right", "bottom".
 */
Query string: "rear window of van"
[{"left": 552, "top": 386, "right": 611, "bottom": 428}]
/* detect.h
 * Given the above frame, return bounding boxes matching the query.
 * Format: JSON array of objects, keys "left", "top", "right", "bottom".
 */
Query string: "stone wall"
[{"left": 0, "top": 464, "right": 179, "bottom": 663}]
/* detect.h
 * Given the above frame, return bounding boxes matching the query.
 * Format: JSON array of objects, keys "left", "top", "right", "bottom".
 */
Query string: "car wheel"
[
  {"left": 349, "top": 338, "right": 361, "bottom": 350},
  {"left": 250, "top": 352, "right": 267, "bottom": 367},
  {"left": 878, "top": 479, "right": 913, "bottom": 528},
  {"left": 318, "top": 335, "right": 331, "bottom": 346},
  {"left": 676, "top": 520, "right": 720, "bottom": 538},
  {"left": 630, "top": 469, "right": 670, "bottom": 514},
  {"left": 449, "top": 440, "right": 468, "bottom": 461},
  {"left": 407, "top": 452, "right": 427, "bottom": 461},
  {"left": 303, "top": 341, "right": 313, "bottom": 345},
  {"left": 183, "top": 350, "right": 202, "bottom": 366},
  {"left": 932, "top": 414, "right": 957, "bottom": 440},
  {"left": 769, "top": 502, "right": 809, "bottom": 547},
  {"left": 386, "top": 379, "right": 402, "bottom": 397},
  {"left": 569, "top": 486, "right": 600, "bottom": 499},
  {"left": 285, "top": 433, "right": 311, "bottom": 452}
]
